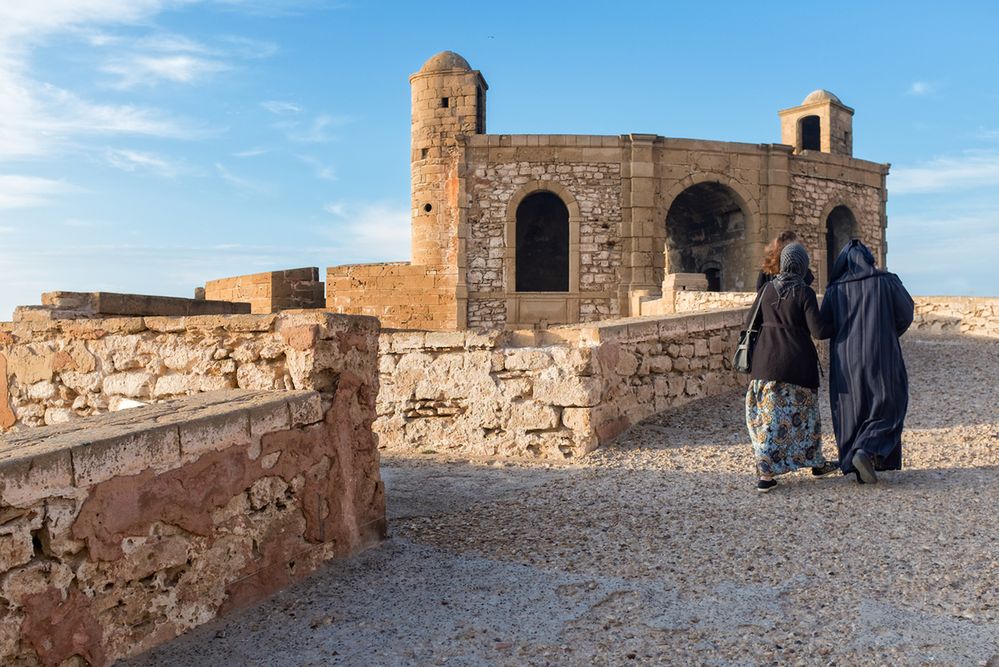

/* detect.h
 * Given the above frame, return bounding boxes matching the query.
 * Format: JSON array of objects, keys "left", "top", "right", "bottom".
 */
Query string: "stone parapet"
[
  {"left": 375, "top": 309, "right": 746, "bottom": 458},
  {"left": 13, "top": 291, "right": 251, "bottom": 322},
  {"left": 0, "top": 310, "right": 380, "bottom": 431},
  {"left": 204, "top": 267, "right": 325, "bottom": 314},
  {"left": 0, "top": 389, "right": 385, "bottom": 665},
  {"left": 912, "top": 296, "right": 999, "bottom": 337}
]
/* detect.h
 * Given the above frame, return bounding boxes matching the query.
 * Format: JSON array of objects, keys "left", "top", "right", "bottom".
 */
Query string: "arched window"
[
  {"left": 826, "top": 205, "right": 858, "bottom": 281},
  {"left": 799, "top": 115, "right": 821, "bottom": 151},
  {"left": 515, "top": 192, "right": 569, "bottom": 292}
]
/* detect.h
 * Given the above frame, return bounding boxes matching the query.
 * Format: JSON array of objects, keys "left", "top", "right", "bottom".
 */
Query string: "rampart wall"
[
  {"left": 326, "top": 262, "right": 458, "bottom": 330},
  {"left": 0, "top": 389, "right": 385, "bottom": 665},
  {"left": 204, "top": 268, "right": 325, "bottom": 314},
  {"left": 0, "top": 311, "right": 379, "bottom": 431},
  {"left": 658, "top": 292, "right": 999, "bottom": 339},
  {"left": 376, "top": 309, "right": 746, "bottom": 458}
]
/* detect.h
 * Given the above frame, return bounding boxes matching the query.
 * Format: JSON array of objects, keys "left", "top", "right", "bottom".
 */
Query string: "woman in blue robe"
[{"left": 820, "top": 240, "right": 914, "bottom": 483}]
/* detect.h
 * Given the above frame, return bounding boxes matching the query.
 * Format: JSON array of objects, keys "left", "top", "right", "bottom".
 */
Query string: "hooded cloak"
[{"left": 820, "top": 240, "right": 914, "bottom": 474}]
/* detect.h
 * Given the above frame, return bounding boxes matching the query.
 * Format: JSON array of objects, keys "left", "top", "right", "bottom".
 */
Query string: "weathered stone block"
[
  {"left": 72, "top": 426, "right": 181, "bottom": 487},
  {"left": 533, "top": 370, "right": 602, "bottom": 407},
  {"left": 509, "top": 401, "right": 559, "bottom": 431},
  {"left": 504, "top": 349, "right": 552, "bottom": 371},
  {"left": 102, "top": 372, "right": 154, "bottom": 398},
  {"left": 179, "top": 412, "right": 251, "bottom": 458},
  {"left": 289, "top": 393, "right": 323, "bottom": 427}
]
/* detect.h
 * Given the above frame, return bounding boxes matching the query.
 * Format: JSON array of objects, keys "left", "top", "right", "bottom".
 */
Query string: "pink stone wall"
[{"left": 0, "top": 390, "right": 385, "bottom": 666}]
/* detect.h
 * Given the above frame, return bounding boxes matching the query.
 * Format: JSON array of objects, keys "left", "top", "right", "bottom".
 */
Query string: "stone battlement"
[{"left": 0, "top": 390, "right": 385, "bottom": 665}]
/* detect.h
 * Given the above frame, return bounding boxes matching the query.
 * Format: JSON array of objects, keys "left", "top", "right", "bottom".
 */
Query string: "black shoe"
[
  {"left": 811, "top": 462, "right": 839, "bottom": 477},
  {"left": 852, "top": 450, "right": 878, "bottom": 484},
  {"left": 756, "top": 479, "right": 777, "bottom": 493}
]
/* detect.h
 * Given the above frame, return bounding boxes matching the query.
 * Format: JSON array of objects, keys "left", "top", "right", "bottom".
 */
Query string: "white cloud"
[
  {"left": 219, "top": 35, "right": 278, "bottom": 59},
  {"left": 907, "top": 81, "right": 936, "bottom": 96},
  {"left": 215, "top": 162, "right": 274, "bottom": 194},
  {"left": 323, "top": 201, "right": 410, "bottom": 260},
  {"left": 104, "top": 148, "right": 183, "bottom": 176},
  {"left": 0, "top": 226, "right": 15, "bottom": 234},
  {"left": 0, "top": 174, "right": 81, "bottom": 209},
  {"left": 0, "top": 1, "right": 177, "bottom": 42},
  {"left": 64, "top": 218, "right": 105, "bottom": 227},
  {"left": 261, "top": 100, "right": 302, "bottom": 114},
  {"left": 233, "top": 147, "right": 269, "bottom": 158},
  {"left": 298, "top": 154, "right": 336, "bottom": 181},
  {"left": 102, "top": 54, "right": 230, "bottom": 88},
  {"left": 890, "top": 150, "right": 999, "bottom": 194}
]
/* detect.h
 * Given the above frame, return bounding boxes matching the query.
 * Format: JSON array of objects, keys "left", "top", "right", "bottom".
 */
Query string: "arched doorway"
[
  {"left": 826, "top": 205, "right": 857, "bottom": 281},
  {"left": 665, "top": 182, "right": 750, "bottom": 291},
  {"left": 515, "top": 191, "right": 569, "bottom": 292}
]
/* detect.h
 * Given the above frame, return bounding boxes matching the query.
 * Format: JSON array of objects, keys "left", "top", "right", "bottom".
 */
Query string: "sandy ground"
[{"left": 127, "top": 333, "right": 999, "bottom": 666}]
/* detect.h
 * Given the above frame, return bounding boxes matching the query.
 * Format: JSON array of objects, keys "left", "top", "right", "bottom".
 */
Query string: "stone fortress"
[
  {"left": 323, "top": 50, "right": 890, "bottom": 330},
  {"left": 3, "top": 51, "right": 997, "bottom": 666}
]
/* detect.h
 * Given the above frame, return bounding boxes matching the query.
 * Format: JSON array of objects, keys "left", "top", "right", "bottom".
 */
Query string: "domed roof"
[
  {"left": 418, "top": 51, "right": 471, "bottom": 74},
  {"left": 802, "top": 89, "right": 842, "bottom": 105}
]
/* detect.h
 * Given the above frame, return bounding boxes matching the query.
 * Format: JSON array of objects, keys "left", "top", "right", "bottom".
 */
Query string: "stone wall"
[
  {"left": 788, "top": 164, "right": 885, "bottom": 287},
  {"left": 0, "top": 389, "right": 385, "bottom": 665},
  {"left": 462, "top": 139, "right": 625, "bottom": 329},
  {"left": 204, "top": 268, "right": 325, "bottom": 315},
  {"left": 326, "top": 263, "right": 458, "bottom": 330},
  {"left": 375, "top": 309, "right": 745, "bottom": 458},
  {"left": 0, "top": 311, "right": 379, "bottom": 431},
  {"left": 911, "top": 297, "right": 999, "bottom": 337},
  {"left": 641, "top": 289, "right": 756, "bottom": 316}
]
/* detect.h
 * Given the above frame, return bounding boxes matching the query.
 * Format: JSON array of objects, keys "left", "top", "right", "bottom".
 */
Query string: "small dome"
[
  {"left": 418, "top": 51, "right": 471, "bottom": 74},
  {"left": 803, "top": 89, "right": 842, "bottom": 105}
]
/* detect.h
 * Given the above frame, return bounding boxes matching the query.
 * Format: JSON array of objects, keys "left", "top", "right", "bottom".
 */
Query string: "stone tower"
[
  {"left": 778, "top": 89, "right": 854, "bottom": 156},
  {"left": 409, "top": 51, "right": 488, "bottom": 267}
]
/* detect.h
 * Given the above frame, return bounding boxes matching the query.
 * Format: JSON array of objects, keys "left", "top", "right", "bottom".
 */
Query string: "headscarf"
[
  {"left": 828, "top": 239, "right": 878, "bottom": 284},
  {"left": 772, "top": 242, "right": 809, "bottom": 302}
]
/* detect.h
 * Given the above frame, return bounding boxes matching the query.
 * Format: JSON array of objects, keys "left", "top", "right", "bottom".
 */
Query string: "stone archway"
[
  {"left": 825, "top": 204, "right": 858, "bottom": 281},
  {"left": 664, "top": 181, "right": 752, "bottom": 291}
]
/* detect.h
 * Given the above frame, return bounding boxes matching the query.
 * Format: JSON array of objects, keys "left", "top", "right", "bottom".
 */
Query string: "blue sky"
[{"left": 1, "top": 0, "right": 997, "bottom": 318}]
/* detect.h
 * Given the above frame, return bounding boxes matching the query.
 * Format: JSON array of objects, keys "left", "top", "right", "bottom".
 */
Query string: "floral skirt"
[{"left": 745, "top": 380, "right": 825, "bottom": 476}]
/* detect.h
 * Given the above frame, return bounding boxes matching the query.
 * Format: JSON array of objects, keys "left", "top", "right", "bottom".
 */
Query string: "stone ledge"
[{"left": 18, "top": 291, "right": 252, "bottom": 321}]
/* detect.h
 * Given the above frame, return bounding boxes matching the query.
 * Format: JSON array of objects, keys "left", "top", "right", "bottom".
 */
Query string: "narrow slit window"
[{"left": 441, "top": 97, "right": 449, "bottom": 108}]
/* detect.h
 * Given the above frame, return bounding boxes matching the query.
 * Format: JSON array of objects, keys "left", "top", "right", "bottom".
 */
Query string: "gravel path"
[{"left": 128, "top": 333, "right": 999, "bottom": 666}]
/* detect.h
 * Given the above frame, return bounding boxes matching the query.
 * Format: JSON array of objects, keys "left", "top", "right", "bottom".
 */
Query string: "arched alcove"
[
  {"left": 826, "top": 205, "right": 858, "bottom": 281},
  {"left": 515, "top": 191, "right": 570, "bottom": 292},
  {"left": 665, "top": 182, "right": 750, "bottom": 291}
]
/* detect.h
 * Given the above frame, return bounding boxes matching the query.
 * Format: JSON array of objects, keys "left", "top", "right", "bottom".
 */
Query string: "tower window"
[
  {"left": 420, "top": 147, "right": 429, "bottom": 159},
  {"left": 441, "top": 97, "right": 449, "bottom": 108},
  {"left": 799, "top": 115, "right": 821, "bottom": 151},
  {"left": 423, "top": 203, "right": 433, "bottom": 213}
]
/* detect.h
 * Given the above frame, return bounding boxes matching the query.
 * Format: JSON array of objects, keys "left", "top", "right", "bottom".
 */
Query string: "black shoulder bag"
[{"left": 732, "top": 283, "right": 769, "bottom": 374}]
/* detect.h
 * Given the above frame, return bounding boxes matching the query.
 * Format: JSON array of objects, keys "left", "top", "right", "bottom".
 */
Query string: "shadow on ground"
[{"left": 125, "top": 333, "right": 999, "bottom": 666}]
